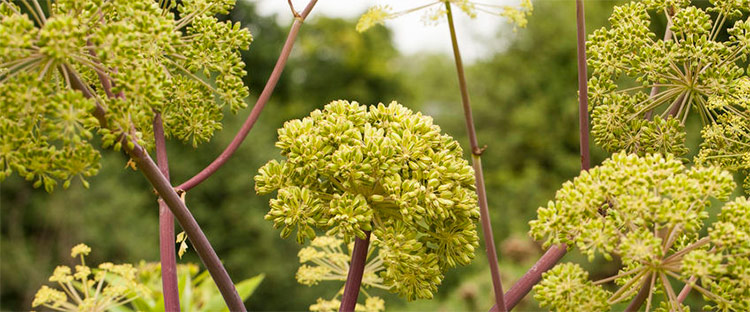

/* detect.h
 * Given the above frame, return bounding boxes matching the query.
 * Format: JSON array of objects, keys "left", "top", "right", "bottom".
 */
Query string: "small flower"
[
  {"left": 309, "top": 298, "right": 341, "bottom": 312},
  {"left": 356, "top": 6, "right": 392, "bottom": 33},
  {"left": 32, "top": 244, "right": 147, "bottom": 312},
  {"left": 296, "top": 235, "right": 387, "bottom": 310},
  {"left": 32, "top": 286, "right": 68, "bottom": 309},
  {"left": 533, "top": 263, "right": 610, "bottom": 312},
  {"left": 49, "top": 266, "right": 73, "bottom": 283}
]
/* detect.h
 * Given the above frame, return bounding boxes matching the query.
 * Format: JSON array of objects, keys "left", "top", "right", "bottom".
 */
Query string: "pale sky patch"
[{"left": 250, "top": 1, "right": 517, "bottom": 62}]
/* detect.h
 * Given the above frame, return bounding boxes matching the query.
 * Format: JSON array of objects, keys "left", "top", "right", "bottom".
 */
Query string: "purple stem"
[
  {"left": 177, "top": 0, "right": 319, "bottom": 192},
  {"left": 339, "top": 231, "right": 371, "bottom": 312},
  {"left": 677, "top": 276, "right": 697, "bottom": 303},
  {"left": 489, "top": 245, "right": 568, "bottom": 311},
  {"left": 624, "top": 275, "right": 654, "bottom": 312},
  {"left": 127, "top": 140, "right": 246, "bottom": 311},
  {"left": 154, "top": 113, "right": 180, "bottom": 312},
  {"left": 66, "top": 67, "right": 246, "bottom": 312},
  {"left": 575, "top": 0, "right": 591, "bottom": 172},
  {"left": 490, "top": 0, "right": 591, "bottom": 310}
]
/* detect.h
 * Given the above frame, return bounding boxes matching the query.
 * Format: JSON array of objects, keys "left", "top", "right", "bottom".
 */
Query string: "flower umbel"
[
  {"left": 530, "top": 152, "right": 750, "bottom": 311},
  {"left": 0, "top": 0, "right": 252, "bottom": 191},
  {"left": 587, "top": 0, "right": 750, "bottom": 162},
  {"left": 255, "top": 100, "right": 480, "bottom": 300}
]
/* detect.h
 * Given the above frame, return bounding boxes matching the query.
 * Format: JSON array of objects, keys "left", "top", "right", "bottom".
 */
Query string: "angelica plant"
[
  {"left": 1, "top": 0, "right": 258, "bottom": 310},
  {"left": 295, "top": 235, "right": 386, "bottom": 312},
  {"left": 587, "top": 0, "right": 749, "bottom": 158},
  {"left": 530, "top": 152, "right": 750, "bottom": 311},
  {"left": 255, "top": 100, "right": 480, "bottom": 300},
  {"left": 0, "top": 0, "right": 251, "bottom": 192},
  {"left": 32, "top": 244, "right": 149, "bottom": 312}
]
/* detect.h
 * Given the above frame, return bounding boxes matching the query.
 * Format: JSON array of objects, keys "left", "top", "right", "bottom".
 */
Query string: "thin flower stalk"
[
  {"left": 444, "top": 2, "right": 506, "bottom": 310},
  {"left": 178, "top": 0, "right": 320, "bottom": 192}
]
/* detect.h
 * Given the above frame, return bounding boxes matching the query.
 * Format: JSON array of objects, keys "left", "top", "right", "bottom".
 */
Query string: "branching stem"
[
  {"left": 178, "top": 0, "right": 319, "bottom": 192},
  {"left": 68, "top": 64, "right": 246, "bottom": 311}
]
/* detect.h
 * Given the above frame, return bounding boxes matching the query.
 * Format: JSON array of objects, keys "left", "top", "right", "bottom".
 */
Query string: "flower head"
[
  {"left": 0, "top": 0, "right": 252, "bottom": 191},
  {"left": 531, "top": 153, "right": 750, "bottom": 310},
  {"left": 256, "top": 100, "right": 479, "bottom": 300},
  {"left": 296, "top": 235, "right": 386, "bottom": 311},
  {"left": 587, "top": 0, "right": 750, "bottom": 168},
  {"left": 70, "top": 243, "right": 91, "bottom": 258},
  {"left": 33, "top": 244, "right": 148, "bottom": 312}
]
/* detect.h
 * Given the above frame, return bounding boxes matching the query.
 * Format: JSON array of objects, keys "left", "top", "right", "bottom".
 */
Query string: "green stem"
[{"left": 444, "top": 2, "right": 506, "bottom": 311}]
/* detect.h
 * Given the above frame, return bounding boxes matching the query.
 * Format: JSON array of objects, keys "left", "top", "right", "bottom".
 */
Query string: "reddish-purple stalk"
[
  {"left": 444, "top": 2, "right": 507, "bottom": 311},
  {"left": 339, "top": 231, "right": 371, "bottom": 312},
  {"left": 493, "top": 245, "right": 567, "bottom": 311},
  {"left": 490, "top": 0, "right": 591, "bottom": 310},
  {"left": 177, "top": 0, "right": 319, "bottom": 192},
  {"left": 154, "top": 113, "right": 180, "bottom": 312},
  {"left": 575, "top": 0, "right": 591, "bottom": 172},
  {"left": 66, "top": 68, "right": 246, "bottom": 311},
  {"left": 624, "top": 275, "right": 654, "bottom": 312},
  {"left": 677, "top": 276, "right": 697, "bottom": 302},
  {"left": 64, "top": 1, "right": 322, "bottom": 309},
  {"left": 125, "top": 139, "right": 246, "bottom": 311}
]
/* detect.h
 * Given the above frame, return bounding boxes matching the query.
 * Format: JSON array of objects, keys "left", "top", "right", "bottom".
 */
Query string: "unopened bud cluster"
[{"left": 255, "top": 100, "right": 480, "bottom": 300}]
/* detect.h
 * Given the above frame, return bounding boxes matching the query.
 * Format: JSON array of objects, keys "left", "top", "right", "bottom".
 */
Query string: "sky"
[{"left": 251, "top": 0, "right": 517, "bottom": 62}]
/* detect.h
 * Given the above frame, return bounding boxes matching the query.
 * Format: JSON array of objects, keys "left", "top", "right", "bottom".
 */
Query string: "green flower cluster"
[
  {"left": 296, "top": 235, "right": 386, "bottom": 312},
  {"left": 32, "top": 244, "right": 149, "bottom": 312},
  {"left": 533, "top": 263, "right": 611, "bottom": 312},
  {"left": 0, "top": 0, "right": 251, "bottom": 191},
  {"left": 698, "top": 77, "right": 750, "bottom": 190},
  {"left": 530, "top": 152, "right": 750, "bottom": 311},
  {"left": 255, "top": 100, "right": 480, "bottom": 300},
  {"left": 587, "top": 0, "right": 749, "bottom": 158}
]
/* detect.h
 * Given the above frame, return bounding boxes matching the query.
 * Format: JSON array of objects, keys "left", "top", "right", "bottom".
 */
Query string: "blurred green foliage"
[
  {"left": 8, "top": 0, "right": 721, "bottom": 311},
  {"left": 117, "top": 263, "right": 264, "bottom": 312}
]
